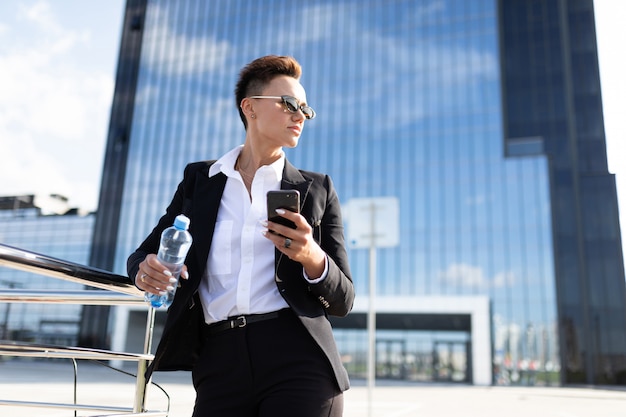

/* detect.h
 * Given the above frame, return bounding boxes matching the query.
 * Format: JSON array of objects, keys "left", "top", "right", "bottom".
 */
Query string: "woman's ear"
[{"left": 240, "top": 97, "right": 255, "bottom": 119}]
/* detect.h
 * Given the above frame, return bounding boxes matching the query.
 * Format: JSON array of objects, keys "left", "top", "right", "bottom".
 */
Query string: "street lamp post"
[{"left": 346, "top": 197, "right": 399, "bottom": 417}]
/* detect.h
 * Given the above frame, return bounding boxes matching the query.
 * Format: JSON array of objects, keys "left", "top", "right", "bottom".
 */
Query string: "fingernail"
[
  {"left": 275, "top": 209, "right": 285, "bottom": 214},
  {"left": 260, "top": 220, "right": 268, "bottom": 227},
  {"left": 159, "top": 291, "right": 167, "bottom": 295},
  {"left": 166, "top": 285, "right": 175, "bottom": 291},
  {"left": 261, "top": 230, "right": 268, "bottom": 237},
  {"left": 182, "top": 271, "right": 189, "bottom": 279},
  {"left": 169, "top": 277, "right": 177, "bottom": 284},
  {"left": 163, "top": 270, "right": 172, "bottom": 277}
]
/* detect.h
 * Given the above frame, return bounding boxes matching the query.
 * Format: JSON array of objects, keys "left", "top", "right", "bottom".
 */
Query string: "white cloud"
[
  {"left": 438, "top": 263, "right": 517, "bottom": 289},
  {"left": 143, "top": 4, "right": 230, "bottom": 76},
  {"left": 420, "top": 0, "right": 446, "bottom": 18},
  {"left": 285, "top": 3, "right": 498, "bottom": 134},
  {"left": 20, "top": 0, "right": 61, "bottom": 33},
  {"left": 466, "top": 194, "right": 487, "bottom": 206},
  {"left": 438, "top": 263, "right": 487, "bottom": 288},
  {"left": 493, "top": 271, "right": 516, "bottom": 288}
]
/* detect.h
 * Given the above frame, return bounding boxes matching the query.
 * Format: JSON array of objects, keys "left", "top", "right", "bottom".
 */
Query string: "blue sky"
[
  {"left": 0, "top": 0, "right": 125, "bottom": 212},
  {"left": 0, "top": 0, "right": 624, "bottom": 256}
]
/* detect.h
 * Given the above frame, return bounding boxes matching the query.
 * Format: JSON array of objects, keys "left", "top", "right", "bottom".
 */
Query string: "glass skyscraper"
[{"left": 88, "top": 0, "right": 625, "bottom": 386}]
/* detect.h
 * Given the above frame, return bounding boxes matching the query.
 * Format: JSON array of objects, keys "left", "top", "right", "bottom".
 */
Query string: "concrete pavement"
[{"left": 1, "top": 359, "right": 625, "bottom": 416}]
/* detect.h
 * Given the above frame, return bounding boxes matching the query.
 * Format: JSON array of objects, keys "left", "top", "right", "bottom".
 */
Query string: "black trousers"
[{"left": 191, "top": 309, "right": 344, "bottom": 417}]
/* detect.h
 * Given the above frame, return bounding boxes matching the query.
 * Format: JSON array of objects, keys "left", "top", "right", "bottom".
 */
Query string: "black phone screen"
[{"left": 267, "top": 190, "right": 300, "bottom": 230}]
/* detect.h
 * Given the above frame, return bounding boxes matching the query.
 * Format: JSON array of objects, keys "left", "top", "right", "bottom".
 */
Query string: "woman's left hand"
[{"left": 263, "top": 209, "right": 326, "bottom": 279}]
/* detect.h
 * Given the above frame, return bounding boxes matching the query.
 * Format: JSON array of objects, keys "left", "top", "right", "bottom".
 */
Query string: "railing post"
[{"left": 134, "top": 307, "right": 156, "bottom": 413}]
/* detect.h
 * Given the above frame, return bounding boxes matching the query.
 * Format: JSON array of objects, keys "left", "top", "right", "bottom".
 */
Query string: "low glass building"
[{"left": 0, "top": 195, "right": 95, "bottom": 346}]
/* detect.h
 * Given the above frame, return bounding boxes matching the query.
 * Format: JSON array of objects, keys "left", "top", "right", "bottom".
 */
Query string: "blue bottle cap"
[{"left": 173, "top": 214, "right": 191, "bottom": 230}]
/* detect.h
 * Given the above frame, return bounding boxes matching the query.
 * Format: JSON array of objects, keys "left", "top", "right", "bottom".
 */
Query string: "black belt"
[{"left": 203, "top": 309, "right": 286, "bottom": 336}]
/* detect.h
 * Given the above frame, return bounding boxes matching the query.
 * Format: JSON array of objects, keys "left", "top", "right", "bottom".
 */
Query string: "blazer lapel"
[
  {"left": 281, "top": 159, "right": 312, "bottom": 210},
  {"left": 191, "top": 168, "right": 227, "bottom": 281},
  {"left": 275, "top": 160, "right": 313, "bottom": 274}
]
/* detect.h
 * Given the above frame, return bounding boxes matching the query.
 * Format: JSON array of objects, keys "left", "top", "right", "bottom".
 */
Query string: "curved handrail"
[
  {"left": 0, "top": 289, "right": 143, "bottom": 305},
  {"left": 0, "top": 243, "right": 141, "bottom": 296},
  {"left": 0, "top": 341, "right": 153, "bottom": 361},
  {"left": 0, "top": 242, "right": 157, "bottom": 415}
]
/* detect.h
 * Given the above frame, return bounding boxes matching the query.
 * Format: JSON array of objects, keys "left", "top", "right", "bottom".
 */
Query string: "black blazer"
[{"left": 127, "top": 159, "right": 355, "bottom": 391}]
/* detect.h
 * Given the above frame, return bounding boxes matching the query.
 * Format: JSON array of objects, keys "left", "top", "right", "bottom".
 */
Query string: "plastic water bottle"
[{"left": 144, "top": 214, "right": 193, "bottom": 309}]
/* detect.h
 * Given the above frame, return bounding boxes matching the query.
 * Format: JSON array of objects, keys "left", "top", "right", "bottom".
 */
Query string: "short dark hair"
[{"left": 235, "top": 55, "right": 302, "bottom": 128}]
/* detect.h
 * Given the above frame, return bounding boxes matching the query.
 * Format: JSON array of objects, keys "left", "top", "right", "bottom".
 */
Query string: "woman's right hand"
[{"left": 135, "top": 254, "right": 189, "bottom": 295}]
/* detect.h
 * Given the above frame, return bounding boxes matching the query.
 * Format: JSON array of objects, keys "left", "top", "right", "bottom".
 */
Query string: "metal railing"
[{"left": 0, "top": 243, "right": 164, "bottom": 416}]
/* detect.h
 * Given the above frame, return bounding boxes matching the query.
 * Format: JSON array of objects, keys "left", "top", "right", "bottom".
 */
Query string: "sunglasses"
[{"left": 248, "top": 95, "right": 316, "bottom": 120}]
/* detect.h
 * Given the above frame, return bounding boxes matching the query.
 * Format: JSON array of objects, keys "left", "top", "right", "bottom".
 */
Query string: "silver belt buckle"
[{"left": 233, "top": 316, "right": 247, "bottom": 328}]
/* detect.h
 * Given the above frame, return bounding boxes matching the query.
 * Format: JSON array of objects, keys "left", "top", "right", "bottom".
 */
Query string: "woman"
[{"left": 127, "top": 55, "right": 354, "bottom": 417}]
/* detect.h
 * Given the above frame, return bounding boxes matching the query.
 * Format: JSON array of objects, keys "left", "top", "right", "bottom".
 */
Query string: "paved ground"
[{"left": 1, "top": 359, "right": 626, "bottom": 416}]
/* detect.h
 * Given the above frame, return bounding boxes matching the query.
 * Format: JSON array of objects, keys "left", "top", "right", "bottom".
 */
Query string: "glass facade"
[
  {"left": 95, "top": 0, "right": 624, "bottom": 385},
  {"left": 0, "top": 203, "right": 95, "bottom": 346},
  {"left": 499, "top": 0, "right": 626, "bottom": 385}
]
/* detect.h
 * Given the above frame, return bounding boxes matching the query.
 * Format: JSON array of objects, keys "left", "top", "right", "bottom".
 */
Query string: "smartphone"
[{"left": 267, "top": 190, "right": 300, "bottom": 230}]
